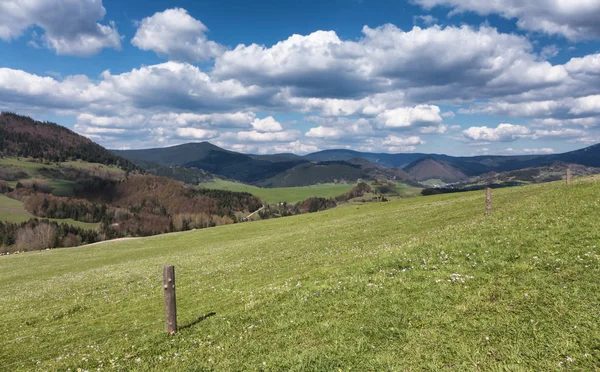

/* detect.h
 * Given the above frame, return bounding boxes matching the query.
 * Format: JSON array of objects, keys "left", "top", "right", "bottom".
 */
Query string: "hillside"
[
  {"left": 0, "top": 112, "right": 137, "bottom": 171},
  {"left": 115, "top": 141, "right": 600, "bottom": 186},
  {"left": 199, "top": 179, "right": 356, "bottom": 204},
  {"left": 0, "top": 118, "right": 268, "bottom": 250},
  {"left": 1, "top": 177, "right": 599, "bottom": 370},
  {"left": 115, "top": 143, "right": 416, "bottom": 187},
  {"left": 115, "top": 143, "right": 309, "bottom": 184},
  {"left": 404, "top": 157, "right": 467, "bottom": 183}
]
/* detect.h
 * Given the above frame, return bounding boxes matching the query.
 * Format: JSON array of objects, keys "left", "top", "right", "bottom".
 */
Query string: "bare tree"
[{"left": 16, "top": 224, "right": 57, "bottom": 251}]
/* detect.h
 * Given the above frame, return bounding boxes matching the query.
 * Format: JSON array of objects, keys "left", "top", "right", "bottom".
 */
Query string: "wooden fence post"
[
  {"left": 566, "top": 167, "right": 572, "bottom": 185},
  {"left": 163, "top": 265, "right": 177, "bottom": 334},
  {"left": 485, "top": 186, "right": 492, "bottom": 216}
]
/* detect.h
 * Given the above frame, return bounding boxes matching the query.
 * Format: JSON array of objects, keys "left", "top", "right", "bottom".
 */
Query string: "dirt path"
[{"left": 83, "top": 237, "right": 142, "bottom": 247}]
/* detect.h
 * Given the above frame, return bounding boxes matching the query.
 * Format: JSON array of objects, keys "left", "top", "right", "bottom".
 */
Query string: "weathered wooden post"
[
  {"left": 566, "top": 167, "right": 572, "bottom": 185},
  {"left": 163, "top": 265, "right": 177, "bottom": 334},
  {"left": 485, "top": 186, "right": 492, "bottom": 216}
]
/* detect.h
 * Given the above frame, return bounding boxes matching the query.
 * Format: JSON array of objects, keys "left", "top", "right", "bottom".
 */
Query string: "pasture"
[
  {"left": 199, "top": 179, "right": 356, "bottom": 204},
  {"left": 0, "top": 177, "right": 599, "bottom": 370},
  {"left": 0, "top": 194, "right": 99, "bottom": 229}
]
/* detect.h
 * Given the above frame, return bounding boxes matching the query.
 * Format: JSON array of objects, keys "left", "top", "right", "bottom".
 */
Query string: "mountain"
[
  {"left": 305, "top": 149, "right": 426, "bottom": 168},
  {"left": 404, "top": 157, "right": 467, "bottom": 183},
  {"left": 0, "top": 112, "right": 137, "bottom": 171},
  {"left": 114, "top": 142, "right": 229, "bottom": 166},
  {"left": 114, "top": 142, "right": 309, "bottom": 184},
  {"left": 307, "top": 145, "right": 600, "bottom": 182},
  {"left": 114, "top": 143, "right": 415, "bottom": 187}
]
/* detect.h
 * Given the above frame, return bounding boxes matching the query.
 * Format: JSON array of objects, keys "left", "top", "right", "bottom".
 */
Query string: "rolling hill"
[
  {"left": 114, "top": 143, "right": 416, "bottom": 187},
  {"left": 0, "top": 112, "right": 137, "bottom": 171},
  {"left": 115, "top": 140, "right": 600, "bottom": 185},
  {"left": 404, "top": 157, "right": 467, "bottom": 183},
  {"left": 1, "top": 176, "right": 599, "bottom": 370}
]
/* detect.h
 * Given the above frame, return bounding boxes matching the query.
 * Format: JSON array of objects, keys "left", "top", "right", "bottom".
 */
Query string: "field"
[
  {"left": 199, "top": 179, "right": 356, "bottom": 204},
  {"left": 0, "top": 157, "right": 124, "bottom": 195},
  {"left": 0, "top": 195, "right": 99, "bottom": 229},
  {"left": 1, "top": 177, "right": 599, "bottom": 370}
]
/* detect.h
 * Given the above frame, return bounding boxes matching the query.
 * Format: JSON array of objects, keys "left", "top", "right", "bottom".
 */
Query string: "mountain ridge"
[{"left": 113, "top": 141, "right": 600, "bottom": 185}]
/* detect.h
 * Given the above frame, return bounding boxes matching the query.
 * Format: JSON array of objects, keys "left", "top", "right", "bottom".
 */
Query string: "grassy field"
[
  {"left": 0, "top": 195, "right": 99, "bottom": 229},
  {"left": 199, "top": 179, "right": 356, "bottom": 204},
  {"left": 0, "top": 157, "right": 124, "bottom": 195},
  {"left": 420, "top": 178, "right": 446, "bottom": 187},
  {"left": 1, "top": 178, "right": 600, "bottom": 370}
]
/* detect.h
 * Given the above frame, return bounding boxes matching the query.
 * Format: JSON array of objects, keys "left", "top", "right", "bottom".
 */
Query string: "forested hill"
[{"left": 0, "top": 112, "right": 137, "bottom": 171}]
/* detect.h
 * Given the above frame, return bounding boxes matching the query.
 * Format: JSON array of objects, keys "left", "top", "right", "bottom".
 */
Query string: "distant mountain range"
[
  {"left": 3, "top": 111, "right": 598, "bottom": 188},
  {"left": 114, "top": 142, "right": 416, "bottom": 187},
  {"left": 113, "top": 141, "right": 600, "bottom": 186}
]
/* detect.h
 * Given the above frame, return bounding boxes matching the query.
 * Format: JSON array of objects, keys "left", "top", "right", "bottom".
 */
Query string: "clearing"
[
  {"left": 199, "top": 179, "right": 356, "bottom": 204},
  {"left": 0, "top": 194, "right": 99, "bottom": 229}
]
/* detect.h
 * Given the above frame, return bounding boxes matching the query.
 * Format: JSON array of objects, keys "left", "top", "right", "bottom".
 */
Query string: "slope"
[
  {"left": 404, "top": 157, "right": 468, "bottom": 182},
  {"left": 199, "top": 179, "right": 356, "bottom": 204},
  {"left": 1, "top": 177, "right": 599, "bottom": 370},
  {"left": 0, "top": 112, "right": 136, "bottom": 171}
]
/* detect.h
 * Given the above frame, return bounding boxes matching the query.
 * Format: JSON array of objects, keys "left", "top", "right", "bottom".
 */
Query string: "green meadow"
[
  {"left": 199, "top": 179, "right": 356, "bottom": 204},
  {"left": 0, "top": 157, "right": 123, "bottom": 195},
  {"left": 1, "top": 177, "right": 599, "bottom": 370},
  {"left": 0, "top": 195, "right": 98, "bottom": 229}
]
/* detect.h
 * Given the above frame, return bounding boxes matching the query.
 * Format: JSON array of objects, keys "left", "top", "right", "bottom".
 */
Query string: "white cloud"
[
  {"left": 463, "top": 123, "right": 531, "bottom": 142},
  {"left": 223, "top": 130, "right": 301, "bottom": 143},
  {"left": 132, "top": 8, "right": 224, "bottom": 62},
  {"left": 414, "top": 15, "right": 439, "bottom": 26},
  {"left": 305, "top": 117, "right": 374, "bottom": 140},
  {"left": 251, "top": 117, "right": 283, "bottom": 132},
  {"left": 413, "top": 0, "right": 600, "bottom": 40},
  {"left": 382, "top": 135, "right": 424, "bottom": 146},
  {"left": 533, "top": 128, "right": 586, "bottom": 139},
  {"left": 569, "top": 95, "right": 600, "bottom": 116},
  {"left": 377, "top": 105, "right": 442, "bottom": 128},
  {"left": 150, "top": 112, "right": 255, "bottom": 128},
  {"left": 214, "top": 25, "right": 564, "bottom": 101},
  {"left": 175, "top": 127, "right": 219, "bottom": 139},
  {"left": 305, "top": 126, "right": 346, "bottom": 140},
  {"left": 0, "top": 0, "right": 121, "bottom": 56},
  {"left": 523, "top": 148, "right": 555, "bottom": 154}
]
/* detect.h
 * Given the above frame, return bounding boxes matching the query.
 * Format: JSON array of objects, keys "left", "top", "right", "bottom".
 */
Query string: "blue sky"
[{"left": 1, "top": 0, "right": 600, "bottom": 156}]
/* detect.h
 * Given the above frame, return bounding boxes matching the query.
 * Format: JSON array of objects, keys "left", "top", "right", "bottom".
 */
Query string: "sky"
[{"left": 1, "top": 0, "right": 600, "bottom": 156}]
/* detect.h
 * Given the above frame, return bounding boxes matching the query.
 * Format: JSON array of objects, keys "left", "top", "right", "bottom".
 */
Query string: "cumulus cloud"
[
  {"left": 523, "top": 148, "right": 555, "bottom": 154},
  {"left": 463, "top": 123, "right": 531, "bottom": 142},
  {"left": 225, "top": 130, "right": 301, "bottom": 143},
  {"left": 377, "top": 105, "right": 442, "bottom": 128},
  {"left": 413, "top": 0, "right": 600, "bottom": 40},
  {"left": 132, "top": 8, "right": 224, "bottom": 62},
  {"left": 251, "top": 117, "right": 283, "bottom": 132},
  {"left": 532, "top": 128, "right": 586, "bottom": 139},
  {"left": 150, "top": 112, "right": 255, "bottom": 128},
  {"left": 382, "top": 135, "right": 424, "bottom": 146},
  {"left": 0, "top": 0, "right": 121, "bottom": 56},
  {"left": 305, "top": 117, "right": 374, "bottom": 140},
  {"left": 214, "top": 24, "right": 566, "bottom": 101},
  {"left": 175, "top": 127, "right": 219, "bottom": 139}
]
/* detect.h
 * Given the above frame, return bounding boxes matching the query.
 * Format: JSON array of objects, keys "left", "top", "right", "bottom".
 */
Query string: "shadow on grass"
[{"left": 180, "top": 312, "right": 216, "bottom": 331}]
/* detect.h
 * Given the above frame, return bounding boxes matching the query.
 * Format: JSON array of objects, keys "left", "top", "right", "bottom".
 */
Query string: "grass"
[
  {"left": 0, "top": 195, "right": 34, "bottom": 223},
  {"left": 420, "top": 178, "right": 446, "bottom": 187},
  {"left": 0, "top": 195, "right": 99, "bottom": 229},
  {"left": 0, "top": 157, "right": 124, "bottom": 196},
  {"left": 1, "top": 178, "right": 600, "bottom": 370},
  {"left": 199, "top": 179, "right": 356, "bottom": 204}
]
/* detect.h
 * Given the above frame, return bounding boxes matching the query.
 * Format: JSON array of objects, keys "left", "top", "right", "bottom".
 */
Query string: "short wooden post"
[
  {"left": 566, "top": 167, "right": 572, "bottom": 185},
  {"left": 163, "top": 265, "right": 177, "bottom": 334},
  {"left": 485, "top": 186, "right": 492, "bottom": 216}
]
